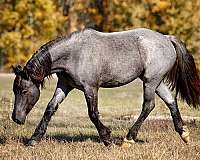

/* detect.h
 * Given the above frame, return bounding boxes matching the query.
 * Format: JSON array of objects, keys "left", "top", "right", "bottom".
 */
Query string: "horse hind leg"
[
  {"left": 156, "top": 82, "right": 190, "bottom": 144},
  {"left": 122, "top": 79, "right": 159, "bottom": 147}
]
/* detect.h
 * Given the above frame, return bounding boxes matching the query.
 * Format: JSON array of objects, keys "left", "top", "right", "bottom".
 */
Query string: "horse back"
[
  {"left": 77, "top": 29, "right": 144, "bottom": 88},
  {"left": 63, "top": 28, "right": 176, "bottom": 88}
]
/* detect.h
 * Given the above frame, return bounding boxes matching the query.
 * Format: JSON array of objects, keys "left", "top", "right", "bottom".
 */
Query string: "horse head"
[{"left": 12, "top": 65, "right": 40, "bottom": 125}]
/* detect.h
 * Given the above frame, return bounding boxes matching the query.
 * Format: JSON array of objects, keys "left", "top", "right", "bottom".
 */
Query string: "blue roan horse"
[{"left": 12, "top": 28, "right": 200, "bottom": 146}]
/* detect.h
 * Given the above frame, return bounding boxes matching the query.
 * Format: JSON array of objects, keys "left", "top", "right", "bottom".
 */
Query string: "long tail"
[{"left": 165, "top": 35, "right": 200, "bottom": 108}]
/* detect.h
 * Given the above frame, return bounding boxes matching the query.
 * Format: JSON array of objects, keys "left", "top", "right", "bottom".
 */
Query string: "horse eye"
[{"left": 22, "top": 90, "right": 28, "bottom": 94}]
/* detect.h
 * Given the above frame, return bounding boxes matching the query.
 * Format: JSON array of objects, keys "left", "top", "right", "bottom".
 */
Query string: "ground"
[{"left": 0, "top": 74, "right": 200, "bottom": 160}]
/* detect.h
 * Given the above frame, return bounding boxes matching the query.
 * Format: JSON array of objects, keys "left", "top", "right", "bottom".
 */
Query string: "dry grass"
[{"left": 0, "top": 74, "right": 200, "bottom": 160}]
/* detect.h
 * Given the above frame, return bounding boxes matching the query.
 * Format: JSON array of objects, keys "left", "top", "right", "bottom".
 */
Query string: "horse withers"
[{"left": 12, "top": 28, "right": 200, "bottom": 146}]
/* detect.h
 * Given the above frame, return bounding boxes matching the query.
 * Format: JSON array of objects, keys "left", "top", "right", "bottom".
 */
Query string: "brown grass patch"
[{"left": 0, "top": 74, "right": 200, "bottom": 159}]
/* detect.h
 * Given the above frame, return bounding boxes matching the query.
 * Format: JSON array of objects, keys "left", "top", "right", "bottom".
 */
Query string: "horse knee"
[{"left": 45, "top": 101, "right": 59, "bottom": 115}]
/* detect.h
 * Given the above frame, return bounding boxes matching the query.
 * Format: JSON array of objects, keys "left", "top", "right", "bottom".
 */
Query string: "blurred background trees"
[
  {"left": 0, "top": 0, "right": 66, "bottom": 70},
  {"left": 1, "top": 0, "right": 200, "bottom": 71}
]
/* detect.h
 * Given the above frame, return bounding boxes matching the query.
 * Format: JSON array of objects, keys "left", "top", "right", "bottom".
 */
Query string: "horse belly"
[{"left": 99, "top": 60, "right": 143, "bottom": 88}]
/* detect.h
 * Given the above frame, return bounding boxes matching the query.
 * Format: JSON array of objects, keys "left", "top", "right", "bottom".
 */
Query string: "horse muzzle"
[{"left": 12, "top": 111, "right": 26, "bottom": 125}]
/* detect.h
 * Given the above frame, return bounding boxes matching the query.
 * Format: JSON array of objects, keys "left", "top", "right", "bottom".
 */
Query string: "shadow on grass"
[
  {"left": 46, "top": 134, "right": 100, "bottom": 143},
  {"left": 6, "top": 134, "right": 148, "bottom": 146},
  {"left": 0, "top": 136, "right": 29, "bottom": 146},
  {"left": 0, "top": 136, "right": 6, "bottom": 145},
  {"left": 114, "top": 138, "right": 147, "bottom": 146},
  {"left": 45, "top": 134, "right": 147, "bottom": 146}
]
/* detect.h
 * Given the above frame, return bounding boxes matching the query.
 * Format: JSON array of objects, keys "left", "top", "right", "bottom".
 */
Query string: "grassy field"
[{"left": 0, "top": 74, "right": 200, "bottom": 160}]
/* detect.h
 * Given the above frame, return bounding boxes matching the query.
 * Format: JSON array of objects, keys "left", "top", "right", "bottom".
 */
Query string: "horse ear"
[
  {"left": 12, "top": 65, "right": 23, "bottom": 75},
  {"left": 23, "top": 67, "right": 29, "bottom": 80}
]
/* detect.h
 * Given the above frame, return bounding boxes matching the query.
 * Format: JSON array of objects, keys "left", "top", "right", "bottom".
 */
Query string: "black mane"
[
  {"left": 24, "top": 36, "right": 67, "bottom": 87},
  {"left": 24, "top": 29, "right": 89, "bottom": 87}
]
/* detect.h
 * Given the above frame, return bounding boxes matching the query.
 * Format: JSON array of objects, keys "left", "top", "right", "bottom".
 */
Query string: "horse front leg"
[
  {"left": 27, "top": 82, "right": 73, "bottom": 146},
  {"left": 84, "top": 85, "right": 112, "bottom": 146}
]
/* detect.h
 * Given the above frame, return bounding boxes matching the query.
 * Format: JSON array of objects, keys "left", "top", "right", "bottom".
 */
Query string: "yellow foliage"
[
  {"left": 21, "top": 25, "right": 34, "bottom": 38},
  {"left": 104, "top": 0, "right": 200, "bottom": 63},
  {"left": 0, "top": 32, "right": 21, "bottom": 48},
  {"left": 75, "top": 3, "right": 85, "bottom": 10},
  {"left": 0, "top": 0, "right": 66, "bottom": 69},
  {"left": 151, "top": 1, "right": 171, "bottom": 13},
  {"left": 34, "top": 10, "right": 43, "bottom": 20},
  {"left": 93, "top": 15, "right": 103, "bottom": 25},
  {"left": 88, "top": 8, "right": 98, "bottom": 14},
  {"left": 1, "top": 0, "right": 200, "bottom": 70},
  {"left": 15, "top": 0, "right": 28, "bottom": 13},
  {"left": 1, "top": 9, "right": 20, "bottom": 28}
]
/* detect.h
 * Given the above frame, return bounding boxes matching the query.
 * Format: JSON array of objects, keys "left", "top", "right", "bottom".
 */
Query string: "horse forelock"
[{"left": 13, "top": 75, "right": 21, "bottom": 90}]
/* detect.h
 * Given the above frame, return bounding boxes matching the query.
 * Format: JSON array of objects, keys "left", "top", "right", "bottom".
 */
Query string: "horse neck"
[
  {"left": 48, "top": 37, "right": 81, "bottom": 73},
  {"left": 26, "top": 50, "right": 52, "bottom": 83},
  {"left": 26, "top": 31, "right": 82, "bottom": 82}
]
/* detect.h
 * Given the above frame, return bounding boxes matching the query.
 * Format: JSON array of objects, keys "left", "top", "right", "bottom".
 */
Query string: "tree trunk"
[{"left": 63, "top": 0, "right": 105, "bottom": 33}]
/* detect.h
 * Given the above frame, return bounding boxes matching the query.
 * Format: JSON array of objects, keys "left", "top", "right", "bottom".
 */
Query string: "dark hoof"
[
  {"left": 103, "top": 138, "right": 113, "bottom": 147},
  {"left": 27, "top": 139, "right": 38, "bottom": 146},
  {"left": 99, "top": 128, "right": 112, "bottom": 146}
]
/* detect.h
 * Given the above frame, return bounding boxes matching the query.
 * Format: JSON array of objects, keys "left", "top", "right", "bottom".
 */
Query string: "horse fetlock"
[
  {"left": 101, "top": 134, "right": 112, "bottom": 146},
  {"left": 180, "top": 125, "right": 190, "bottom": 144},
  {"left": 27, "top": 139, "right": 38, "bottom": 146},
  {"left": 99, "top": 128, "right": 112, "bottom": 146},
  {"left": 127, "top": 129, "right": 137, "bottom": 141},
  {"left": 102, "top": 138, "right": 113, "bottom": 146},
  {"left": 121, "top": 137, "right": 135, "bottom": 148},
  {"left": 124, "top": 137, "right": 135, "bottom": 144}
]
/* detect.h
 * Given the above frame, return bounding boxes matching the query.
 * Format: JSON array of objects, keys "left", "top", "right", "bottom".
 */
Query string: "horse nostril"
[
  {"left": 12, "top": 112, "right": 16, "bottom": 121},
  {"left": 12, "top": 113, "right": 25, "bottom": 125},
  {"left": 13, "top": 118, "right": 25, "bottom": 125}
]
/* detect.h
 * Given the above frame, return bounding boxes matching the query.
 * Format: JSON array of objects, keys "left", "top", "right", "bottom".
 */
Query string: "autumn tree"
[
  {"left": 65, "top": 0, "right": 104, "bottom": 33},
  {"left": 103, "top": 0, "right": 200, "bottom": 69},
  {"left": 0, "top": 0, "right": 66, "bottom": 69},
  {"left": 1, "top": 0, "right": 200, "bottom": 71}
]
